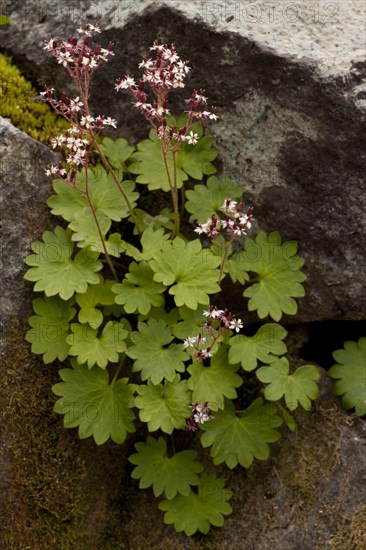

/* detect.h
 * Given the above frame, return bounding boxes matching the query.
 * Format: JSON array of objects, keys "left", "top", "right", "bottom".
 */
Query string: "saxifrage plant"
[{"left": 24, "top": 23, "right": 320, "bottom": 536}]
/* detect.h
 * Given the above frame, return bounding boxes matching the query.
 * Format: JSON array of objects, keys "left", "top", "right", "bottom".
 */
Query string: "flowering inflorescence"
[
  {"left": 195, "top": 198, "right": 254, "bottom": 238},
  {"left": 185, "top": 402, "right": 214, "bottom": 432},
  {"left": 43, "top": 23, "right": 114, "bottom": 72},
  {"left": 115, "top": 40, "right": 217, "bottom": 148},
  {"left": 183, "top": 306, "right": 243, "bottom": 361},
  {"left": 42, "top": 24, "right": 117, "bottom": 181}
]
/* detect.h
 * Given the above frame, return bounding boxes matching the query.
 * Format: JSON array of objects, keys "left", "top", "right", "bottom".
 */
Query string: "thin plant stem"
[
  {"left": 91, "top": 135, "right": 136, "bottom": 221},
  {"left": 111, "top": 359, "right": 125, "bottom": 385},
  {"left": 162, "top": 144, "right": 180, "bottom": 237},
  {"left": 76, "top": 81, "right": 136, "bottom": 222},
  {"left": 218, "top": 236, "right": 235, "bottom": 285},
  {"left": 84, "top": 167, "right": 118, "bottom": 280}
]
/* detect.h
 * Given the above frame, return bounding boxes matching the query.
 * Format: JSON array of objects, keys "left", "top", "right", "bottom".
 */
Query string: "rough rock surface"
[
  {"left": 2, "top": 0, "right": 365, "bottom": 322},
  {"left": 0, "top": 125, "right": 365, "bottom": 547},
  {"left": 0, "top": 117, "right": 58, "bottom": 332}
]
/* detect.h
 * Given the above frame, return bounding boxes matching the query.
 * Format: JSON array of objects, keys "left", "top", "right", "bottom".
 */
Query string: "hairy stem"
[
  {"left": 111, "top": 359, "right": 125, "bottom": 385},
  {"left": 218, "top": 237, "right": 234, "bottom": 285},
  {"left": 84, "top": 167, "right": 118, "bottom": 280},
  {"left": 162, "top": 145, "right": 180, "bottom": 237},
  {"left": 91, "top": 135, "right": 136, "bottom": 221},
  {"left": 76, "top": 80, "right": 136, "bottom": 222}
]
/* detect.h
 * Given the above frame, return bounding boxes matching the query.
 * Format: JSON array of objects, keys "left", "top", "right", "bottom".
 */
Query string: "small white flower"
[
  {"left": 44, "top": 164, "right": 58, "bottom": 176},
  {"left": 43, "top": 38, "right": 55, "bottom": 51},
  {"left": 229, "top": 318, "right": 243, "bottom": 333},
  {"left": 89, "top": 24, "right": 101, "bottom": 33},
  {"left": 104, "top": 117, "right": 117, "bottom": 128},
  {"left": 183, "top": 336, "right": 199, "bottom": 348},
  {"left": 58, "top": 51, "right": 74, "bottom": 67},
  {"left": 209, "top": 112, "right": 218, "bottom": 120},
  {"left": 80, "top": 115, "right": 95, "bottom": 128},
  {"left": 210, "top": 309, "right": 224, "bottom": 319},
  {"left": 195, "top": 93, "right": 207, "bottom": 102},
  {"left": 221, "top": 199, "right": 237, "bottom": 213},
  {"left": 186, "top": 131, "right": 199, "bottom": 145},
  {"left": 51, "top": 135, "right": 66, "bottom": 149},
  {"left": 115, "top": 76, "right": 135, "bottom": 91},
  {"left": 70, "top": 97, "right": 83, "bottom": 112},
  {"left": 194, "top": 223, "right": 208, "bottom": 235},
  {"left": 139, "top": 58, "right": 153, "bottom": 69}
]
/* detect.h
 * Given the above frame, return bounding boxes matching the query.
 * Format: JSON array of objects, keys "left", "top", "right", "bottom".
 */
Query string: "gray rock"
[
  {"left": 0, "top": 117, "right": 58, "bottom": 334},
  {"left": 1, "top": 1, "right": 365, "bottom": 323}
]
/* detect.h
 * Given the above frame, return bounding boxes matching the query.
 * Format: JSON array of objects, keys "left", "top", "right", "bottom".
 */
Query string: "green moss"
[
  {"left": 0, "top": 318, "right": 133, "bottom": 548},
  {"left": 0, "top": 53, "right": 68, "bottom": 145}
]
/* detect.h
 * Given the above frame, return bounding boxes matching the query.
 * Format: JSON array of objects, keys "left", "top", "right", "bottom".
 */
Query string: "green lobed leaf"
[
  {"left": 128, "top": 121, "right": 217, "bottom": 191},
  {"left": 201, "top": 398, "right": 282, "bottom": 468},
  {"left": 229, "top": 324, "right": 288, "bottom": 372},
  {"left": 25, "top": 296, "right": 76, "bottom": 363},
  {"left": 127, "top": 319, "right": 189, "bottom": 384},
  {"left": 68, "top": 207, "right": 111, "bottom": 250},
  {"left": 159, "top": 472, "right": 233, "bottom": 536},
  {"left": 128, "top": 129, "right": 187, "bottom": 191},
  {"left": 178, "top": 135, "right": 217, "bottom": 180},
  {"left": 76, "top": 276, "right": 116, "bottom": 327},
  {"left": 112, "top": 261, "right": 166, "bottom": 315},
  {"left": 99, "top": 137, "right": 135, "bottom": 169},
  {"left": 132, "top": 208, "right": 174, "bottom": 235},
  {"left": 188, "top": 345, "right": 243, "bottom": 411},
  {"left": 47, "top": 167, "right": 139, "bottom": 224},
  {"left": 150, "top": 237, "right": 221, "bottom": 309},
  {"left": 185, "top": 176, "right": 243, "bottom": 222},
  {"left": 135, "top": 375, "right": 192, "bottom": 433},
  {"left": 138, "top": 305, "right": 181, "bottom": 327},
  {"left": 328, "top": 337, "right": 366, "bottom": 416},
  {"left": 140, "top": 226, "right": 170, "bottom": 261},
  {"left": 24, "top": 226, "right": 102, "bottom": 300},
  {"left": 129, "top": 436, "right": 203, "bottom": 499},
  {"left": 67, "top": 320, "right": 128, "bottom": 369},
  {"left": 240, "top": 231, "right": 306, "bottom": 321},
  {"left": 52, "top": 360, "right": 136, "bottom": 445},
  {"left": 172, "top": 305, "right": 206, "bottom": 340},
  {"left": 256, "top": 357, "right": 320, "bottom": 411}
]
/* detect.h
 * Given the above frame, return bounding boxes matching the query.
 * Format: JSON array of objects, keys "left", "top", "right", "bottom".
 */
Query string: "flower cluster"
[
  {"left": 195, "top": 198, "right": 254, "bottom": 238},
  {"left": 183, "top": 306, "right": 243, "bottom": 361},
  {"left": 43, "top": 23, "right": 114, "bottom": 73},
  {"left": 185, "top": 402, "right": 214, "bottom": 432},
  {"left": 41, "top": 25, "right": 118, "bottom": 180},
  {"left": 116, "top": 41, "right": 217, "bottom": 147}
]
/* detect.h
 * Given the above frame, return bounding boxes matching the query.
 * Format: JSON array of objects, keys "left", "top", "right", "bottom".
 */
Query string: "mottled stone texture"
[
  {"left": 1, "top": 1, "right": 365, "bottom": 322},
  {"left": 0, "top": 118, "right": 58, "bottom": 331}
]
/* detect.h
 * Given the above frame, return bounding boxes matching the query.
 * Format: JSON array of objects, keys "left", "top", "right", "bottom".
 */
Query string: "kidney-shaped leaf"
[
  {"left": 256, "top": 357, "right": 320, "bottom": 411},
  {"left": 329, "top": 337, "right": 366, "bottom": 416},
  {"left": 129, "top": 436, "right": 203, "bottom": 499},
  {"left": 159, "top": 472, "right": 232, "bottom": 536},
  {"left": 52, "top": 361, "right": 136, "bottom": 445},
  {"left": 201, "top": 398, "right": 282, "bottom": 468},
  {"left": 135, "top": 375, "right": 191, "bottom": 433},
  {"left": 229, "top": 324, "right": 287, "bottom": 372},
  {"left": 24, "top": 226, "right": 102, "bottom": 300},
  {"left": 150, "top": 237, "right": 221, "bottom": 310}
]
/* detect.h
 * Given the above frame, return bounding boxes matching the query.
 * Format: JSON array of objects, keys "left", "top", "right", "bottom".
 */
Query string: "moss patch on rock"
[
  {"left": 0, "top": 319, "right": 129, "bottom": 549},
  {"left": 0, "top": 53, "right": 67, "bottom": 145}
]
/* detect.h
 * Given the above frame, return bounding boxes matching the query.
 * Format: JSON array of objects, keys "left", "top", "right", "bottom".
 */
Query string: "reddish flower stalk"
[
  {"left": 116, "top": 40, "right": 218, "bottom": 236},
  {"left": 183, "top": 306, "right": 243, "bottom": 362},
  {"left": 42, "top": 24, "right": 135, "bottom": 245},
  {"left": 194, "top": 198, "right": 254, "bottom": 283}
]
